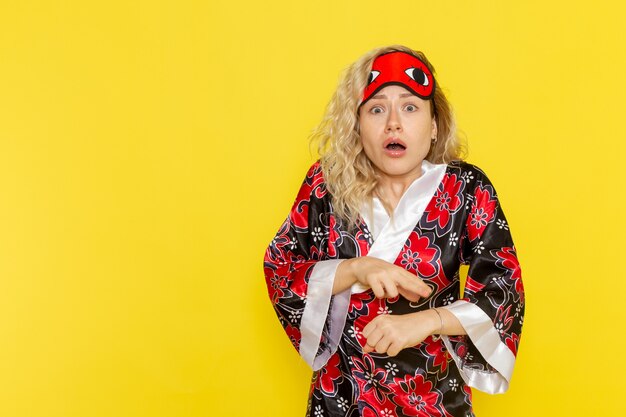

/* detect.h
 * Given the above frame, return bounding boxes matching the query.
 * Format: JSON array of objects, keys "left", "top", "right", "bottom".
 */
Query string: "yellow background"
[{"left": 1, "top": 0, "right": 625, "bottom": 416}]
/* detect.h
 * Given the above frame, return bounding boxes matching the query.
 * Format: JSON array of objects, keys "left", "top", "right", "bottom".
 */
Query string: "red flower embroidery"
[
  {"left": 285, "top": 324, "right": 301, "bottom": 350},
  {"left": 314, "top": 353, "right": 343, "bottom": 394},
  {"left": 495, "top": 246, "right": 524, "bottom": 299},
  {"left": 392, "top": 373, "right": 445, "bottom": 416},
  {"left": 264, "top": 267, "right": 285, "bottom": 303},
  {"left": 354, "top": 297, "right": 386, "bottom": 348},
  {"left": 421, "top": 336, "right": 450, "bottom": 375},
  {"left": 424, "top": 173, "right": 464, "bottom": 231},
  {"left": 348, "top": 291, "right": 374, "bottom": 315},
  {"left": 454, "top": 338, "right": 468, "bottom": 360},
  {"left": 494, "top": 305, "right": 515, "bottom": 338},
  {"left": 505, "top": 332, "right": 521, "bottom": 356},
  {"left": 361, "top": 397, "right": 398, "bottom": 417},
  {"left": 398, "top": 232, "right": 440, "bottom": 279},
  {"left": 289, "top": 163, "right": 326, "bottom": 229},
  {"left": 467, "top": 185, "right": 497, "bottom": 241},
  {"left": 353, "top": 354, "right": 392, "bottom": 405}
]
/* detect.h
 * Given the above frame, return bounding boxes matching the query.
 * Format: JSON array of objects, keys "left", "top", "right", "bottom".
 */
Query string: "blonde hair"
[{"left": 309, "top": 45, "right": 466, "bottom": 230}]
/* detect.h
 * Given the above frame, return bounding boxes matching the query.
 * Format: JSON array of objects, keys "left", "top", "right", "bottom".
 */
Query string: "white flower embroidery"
[
  {"left": 496, "top": 219, "right": 509, "bottom": 230},
  {"left": 312, "top": 227, "right": 325, "bottom": 242},
  {"left": 337, "top": 397, "right": 349, "bottom": 412},
  {"left": 314, "top": 405, "right": 324, "bottom": 416},
  {"left": 348, "top": 325, "right": 362, "bottom": 339},
  {"left": 364, "top": 372, "right": 380, "bottom": 388},
  {"left": 473, "top": 241, "right": 485, "bottom": 254},
  {"left": 288, "top": 237, "right": 297, "bottom": 250},
  {"left": 462, "top": 171, "right": 474, "bottom": 183},
  {"left": 495, "top": 322, "right": 504, "bottom": 334},
  {"left": 520, "top": 315, "right": 524, "bottom": 326},
  {"left": 408, "top": 393, "right": 426, "bottom": 410},
  {"left": 464, "top": 352, "right": 473, "bottom": 361},
  {"left": 449, "top": 378, "right": 459, "bottom": 392},
  {"left": 443, "top": 294, "right": 454, "bottom": 306},
  {"left": 385, "top": 362, "right": 398, "bottom": 376},
  {"left": 449, "top": 231, "right": 458, "bottom": 246},
  {"left": 378, "top": 306, "right": 391, "bottom": 315},
  {"left": 288, "top": 311, "right": 302, "bottom": 322},
  {"left": 380, "top": 408, "right": 394, "bottom": 417}
]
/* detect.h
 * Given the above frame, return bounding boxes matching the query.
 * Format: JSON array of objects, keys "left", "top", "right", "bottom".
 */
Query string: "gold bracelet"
[{"left": 432, "top": 308, "right": 444, "bottom": 335}]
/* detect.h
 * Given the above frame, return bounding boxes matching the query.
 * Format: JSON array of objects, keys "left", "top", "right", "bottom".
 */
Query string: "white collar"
[{"left": 353, "top": 160, "right": 447, "bottom": 293}]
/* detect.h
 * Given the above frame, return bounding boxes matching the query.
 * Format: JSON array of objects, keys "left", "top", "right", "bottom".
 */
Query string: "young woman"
[{"left": 263, "top": 45, "right": 524, "bottom": 417}]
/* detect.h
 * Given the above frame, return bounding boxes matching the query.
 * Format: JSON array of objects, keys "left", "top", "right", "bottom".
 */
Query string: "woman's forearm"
[
  {"left": 333, "top": 259, "right": 468, "bottom": 337},
  {"left": 428, "top": 307, "right": 467, "bottom": 336},
  {"left": 332, "top": 259, "right": 358, "bottom": 294}
]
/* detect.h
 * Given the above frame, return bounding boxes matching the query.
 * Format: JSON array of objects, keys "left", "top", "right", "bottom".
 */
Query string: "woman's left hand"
[{"left": 362, "top": 311, "right": 439, "bottom": 356}]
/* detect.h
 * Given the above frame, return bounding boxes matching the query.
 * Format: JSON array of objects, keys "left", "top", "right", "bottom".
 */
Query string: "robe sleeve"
[
  {"left": 263, "top": 161, "right": 351, "bottom": 370},
  {"left": 440, "top": 167, "right": 525, "bottom": 394}
]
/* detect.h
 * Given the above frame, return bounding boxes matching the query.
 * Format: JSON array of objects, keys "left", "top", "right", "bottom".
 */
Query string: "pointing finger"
[
  {"left": 399, "top": 273, "right": 432, "bottom": 298},
  {"left": 398, "top": 287, "right": 421, "bottom": 303}
]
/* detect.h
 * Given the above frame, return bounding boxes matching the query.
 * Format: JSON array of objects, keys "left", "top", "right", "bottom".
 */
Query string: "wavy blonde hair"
[{"left": 309, "top": 45, "right": 466, "bottom": 230}]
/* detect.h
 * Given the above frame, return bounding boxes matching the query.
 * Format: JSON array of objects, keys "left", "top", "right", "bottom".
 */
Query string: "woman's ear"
[{"left": 431, "top": 118, "right": 438, "bottom": 139}]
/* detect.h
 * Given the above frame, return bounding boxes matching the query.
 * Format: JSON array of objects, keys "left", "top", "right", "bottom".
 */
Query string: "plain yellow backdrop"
[{"left": 1, "top": 0, "right": 625, "bottom": 416}]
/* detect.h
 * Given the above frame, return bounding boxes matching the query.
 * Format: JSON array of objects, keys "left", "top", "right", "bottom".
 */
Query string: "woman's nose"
[{"left": 385, "top": 109, "right": 402, "bottom": 132}]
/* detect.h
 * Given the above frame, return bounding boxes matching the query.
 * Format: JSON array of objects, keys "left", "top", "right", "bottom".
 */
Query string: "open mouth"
[{"left": 386, "top": 142, "right": 406, "bottom": 150}]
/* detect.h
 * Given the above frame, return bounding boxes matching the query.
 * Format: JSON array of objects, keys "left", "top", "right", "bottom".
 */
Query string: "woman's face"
[{"left": 358, "top": 84, "right": 436, "bottom": 182}]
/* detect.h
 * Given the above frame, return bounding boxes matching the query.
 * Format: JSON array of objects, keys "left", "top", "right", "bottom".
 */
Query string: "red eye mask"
[{"left": 362, "top": 51, "right": 436, "bottom": 105}]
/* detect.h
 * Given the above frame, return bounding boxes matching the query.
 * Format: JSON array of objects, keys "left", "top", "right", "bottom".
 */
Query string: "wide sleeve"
[
  {"left": 263, "top": 161, "right": 351, "bottom": 370},
  {"left": 440, "top": 167, "right": 525, "bottom": 394}
]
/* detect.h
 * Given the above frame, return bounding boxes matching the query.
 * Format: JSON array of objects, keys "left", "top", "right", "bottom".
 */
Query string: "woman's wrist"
[
  {"left": 431, "top": 308, "right": 444, "bottom": 335},
  {"left": 332, "top": 258, "right": 359, "bottom": 294},
  {"left": 416, "top": 309, "right": 444, "bottom": 336}
]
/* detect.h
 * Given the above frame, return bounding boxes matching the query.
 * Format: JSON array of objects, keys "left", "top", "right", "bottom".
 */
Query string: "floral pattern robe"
[{"left": 263, "top": 159, "right": 524, "bottom": 417}]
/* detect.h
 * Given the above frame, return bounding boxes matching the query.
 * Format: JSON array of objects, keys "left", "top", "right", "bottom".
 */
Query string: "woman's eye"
[
  {"left": 370, "top": 107, "right": 384, "bottom": 114},
  {"left": 405, "top": 104, "right": 417, "bottom": 112}
]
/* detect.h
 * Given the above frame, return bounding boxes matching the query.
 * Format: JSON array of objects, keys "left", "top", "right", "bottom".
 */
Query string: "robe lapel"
[{"left": 353, "top": 160, "right": 447, "bottom": 293}]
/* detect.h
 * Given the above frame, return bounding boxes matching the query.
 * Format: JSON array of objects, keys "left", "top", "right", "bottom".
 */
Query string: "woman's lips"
[{"left": 383, "top": 137, "right": 407, "bottom": 157}]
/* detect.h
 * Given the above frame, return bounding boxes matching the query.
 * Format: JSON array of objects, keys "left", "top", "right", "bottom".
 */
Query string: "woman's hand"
[
  {"left": 362, "top": 310, "right": 439, "bottom": 356},
  {"left": 337, "top": 256, "right": 432, "bottom": 302}
]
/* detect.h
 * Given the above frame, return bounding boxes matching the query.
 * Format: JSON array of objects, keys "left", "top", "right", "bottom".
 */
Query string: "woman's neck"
[{"left": 375, "top": 165, "right": 424, "bottom": 214}]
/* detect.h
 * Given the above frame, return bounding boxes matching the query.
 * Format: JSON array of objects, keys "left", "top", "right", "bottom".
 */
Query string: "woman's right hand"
[{"left": 333, "top": 256, "right": 432, "bottom": 302}]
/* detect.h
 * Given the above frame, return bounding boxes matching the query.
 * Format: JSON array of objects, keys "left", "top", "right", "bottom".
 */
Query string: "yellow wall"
[{"left": 1, "top": 1, "right": 624, "bottom": 415}]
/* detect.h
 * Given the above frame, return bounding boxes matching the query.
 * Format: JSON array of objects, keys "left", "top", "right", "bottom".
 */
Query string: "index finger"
[
  {"left": 397, "top": 270, "right": 432, "bottom": 298},
  {"left": 398, "top": 287, "right": 420, "bottom": 303}
]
